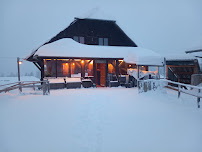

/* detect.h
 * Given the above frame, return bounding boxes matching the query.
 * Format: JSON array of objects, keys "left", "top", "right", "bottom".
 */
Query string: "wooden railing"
[
  {"left": 0, "top": 80, "right": 50, "bottom": 95},
  {"left": 138, "top": 79, "right": 201, "bottom": 108}
]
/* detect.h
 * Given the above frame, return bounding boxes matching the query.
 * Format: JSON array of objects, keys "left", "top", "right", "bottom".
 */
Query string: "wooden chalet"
[{"left": 26, "top": 17, "right": 164, "bottom": 88}]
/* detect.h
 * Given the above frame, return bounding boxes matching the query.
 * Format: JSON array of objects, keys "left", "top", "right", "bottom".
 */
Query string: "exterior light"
[
  {"left": 65, "top": 63, "right": 68, "bottom": 66},
  {"left": 129, "top": 64, "right": 131, "bottom": 67},
  {"left": 72, "top": 63, "right": 75, "bottom": 66},
  {"left": 18, "top": 61, "right": 22, "bottom": 65},
  {"left": 119, "top": 60, "right": 123, "bottom": 62},
  {"left": 142, "top": 66, "right": 144, "bottom": 67},
  {"left": 81, "top": 60, "right": 84, "bottom": 64},
  {"left": 90, "top": 60, "right": 93, "bottom": 64}
]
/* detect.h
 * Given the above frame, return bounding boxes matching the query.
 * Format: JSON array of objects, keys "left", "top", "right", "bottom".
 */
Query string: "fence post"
[
  {"left": 33, "top": 83, "right": 35, "bottom": 91},
  {"left": 47, "top": 80, "right": 50, "bottom": 94},
  {"left": 42, "top": 81, "right": 46, "bottom": 95},
  {"left": 178, "top": 84, "right": 181, "bottom": 98},
  {"left": 19, "top": 82, "right": 22, "bottom": 93},
  {"left": 197, "top": 89, "right": 200, "bottom": 108}
]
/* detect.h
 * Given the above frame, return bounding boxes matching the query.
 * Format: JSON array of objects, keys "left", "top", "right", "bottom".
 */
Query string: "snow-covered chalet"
[{"left": 26, "top": 17, "right": 164, "bottom": 88}]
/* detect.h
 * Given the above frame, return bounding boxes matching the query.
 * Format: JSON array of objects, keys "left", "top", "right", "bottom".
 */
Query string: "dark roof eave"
[{"left": 185, "top": 49, "right": 202, "bottom": 54}]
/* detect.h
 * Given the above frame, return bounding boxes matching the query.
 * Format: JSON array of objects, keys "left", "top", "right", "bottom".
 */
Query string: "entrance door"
[{"left": 96, "top": 63, "right": 106, "bottom": 87}]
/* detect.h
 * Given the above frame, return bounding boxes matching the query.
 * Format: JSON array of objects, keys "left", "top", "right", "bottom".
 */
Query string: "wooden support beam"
[
  {"left": 56, "top": 59, "right": 58, "bottom": 78},
  {"left": 93, "top": 60, "right": 96, "bottom": 84},
  {"left": 69, "top": 59, "right": 71, "bottom": 78},
  {"left": 115, "top": 59, "right": 119, "bottom": 81},
  {"left": 172, "top": 71, "right": 193, "bottom": 75},
  {"left": 40, "top": 60, "right": 44, "bottom": 81},
  {"left": 106, "top": 59, "right": 108, "bottom": 87},
  {"left": 33, "top": 62, "right": 41, "bottom": 71},
  {"left": 108, "top": 60, "right": 116, "bottom": 68},
  {"left": 81, "top": 60, "right": 85, "bottom": 78}
]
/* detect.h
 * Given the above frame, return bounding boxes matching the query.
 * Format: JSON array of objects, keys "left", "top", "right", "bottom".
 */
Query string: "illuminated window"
[
  {"left": 108, "top": 60, "right": 116, "bottom": 74},
  {"left": 85, "top": 60, "right": 94, "bottom": 77},
  {"left": 119, "top": 61, "right": 127, "bottom": 75},
  {"left": 71, "top": 60, "right": 81, "bottom": 77}
]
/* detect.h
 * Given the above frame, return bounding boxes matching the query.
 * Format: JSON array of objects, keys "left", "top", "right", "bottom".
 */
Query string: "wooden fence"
[
  {"left": 0, "top": 80, "right": 50, "bottom": 95},
  {"left": 138, "top": 79, "right": 201, "bottom": 108}
]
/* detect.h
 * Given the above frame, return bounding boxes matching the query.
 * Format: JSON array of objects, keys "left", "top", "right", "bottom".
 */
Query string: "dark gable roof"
[
  {"left": 45, "top": 18, "right": 137, "bottom": 47},
  {"left": 26, "top": 18, "right": 137, "bottom": 61}
]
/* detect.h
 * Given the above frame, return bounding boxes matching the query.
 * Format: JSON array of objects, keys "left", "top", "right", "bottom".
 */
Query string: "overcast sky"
[{"left": 0, "top": 0, "right": 202, "bottom": 75}]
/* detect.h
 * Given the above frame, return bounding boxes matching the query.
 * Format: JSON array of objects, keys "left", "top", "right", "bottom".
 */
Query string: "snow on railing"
[
  {"left": 138, "top": 79, "right": 201, "bottom": 108},
  {"left": 0, "top": 80, "right": 50, "bottom": 95}
]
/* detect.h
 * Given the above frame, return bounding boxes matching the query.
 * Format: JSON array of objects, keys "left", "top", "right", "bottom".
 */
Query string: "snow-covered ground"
[
  {"left": 0, "top": 76, "right": 40, "bottom": 85},
  {"left": 0, "top": 87, "right": 202, "bottom": 152}
]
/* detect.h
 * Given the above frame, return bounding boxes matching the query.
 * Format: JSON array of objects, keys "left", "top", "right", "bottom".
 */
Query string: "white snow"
[
  {"left": 45, "top": 77, "right": 81, "bottom": 83},
  {"left": 0, "top": 87, "right": 202, "bottom": 152},
  {"left": 0, "top": 76, "right": 40, "bottom": 85},
  {"left": 127, "top": 68, "right": 158, "bottom": 79},
  {"left": 165, "top": 54, "right": 196, "bottom": 61},
  {"left": 35, "top": 38, "right": 164, "bottom": 66}
]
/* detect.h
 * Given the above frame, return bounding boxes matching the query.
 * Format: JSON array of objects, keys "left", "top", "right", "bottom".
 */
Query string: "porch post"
[
  {"left": 69, "top": 59, "right": 71, "bottom": 77},
  {"left": 81, "top": 60, "right": 85, "bottom": 78},
  {"left": 56, "top": 59, "right": 57, "bottom": 78},
  {"left": 93, "top": 60, "right": 96, "bottom": 84},
  {"left": 41, "top": 60, "right": 44, "bottom": 81},
  {"left": 137, "top": 65, "right": 140, "bottom": 88},
  {"left": 116, "top": 59, "right": 119, "bottom": 81},
  {"left": 164, "top": 57, "right": 166, "bottom": 79},
  {"left": 157, "top": 66, "right": 159, "bottom": 79},
  {"left": 106, "top": 59, "right": 108, "bottom": 87}
]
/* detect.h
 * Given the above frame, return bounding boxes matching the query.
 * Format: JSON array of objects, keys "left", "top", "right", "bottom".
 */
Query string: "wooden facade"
[{"left": 166, "top": 59, "right": 200, "bottom": 84}]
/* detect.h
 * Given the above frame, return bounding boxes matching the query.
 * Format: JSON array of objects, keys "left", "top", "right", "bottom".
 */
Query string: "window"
[
  {"left": 73, "top": 36, "right": 85, "bottom": 44},
  {"left": 84, "top": 60, "right": 94, "bottom": 77},
  {"left": 104, "top": 38, "right": 108, "bottom": 46},
  {"left": 99, "top": 38, "right": 108, "bottom": 46},
  {"left": 44, "top": 59, "right": 56, "bottom": 77},
  {"left": 99, "top": 38, "right": 103, "bottom": 45},
  {"left": 71, "top": 59, "right": 81, "bottom": 77},
  {"left": 73, "top": 36, "right": 79, "bottom": 42},
  {"left": 80, "top": 37, "right": 84, "bottom": 44}
]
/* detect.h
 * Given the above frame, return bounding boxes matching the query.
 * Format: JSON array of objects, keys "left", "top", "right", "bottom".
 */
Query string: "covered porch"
[{"left": 26, "top": 38, "right": 164, "bottom": 88}]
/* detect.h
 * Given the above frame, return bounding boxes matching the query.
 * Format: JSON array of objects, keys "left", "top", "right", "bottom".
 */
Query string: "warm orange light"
[
  {"left": 65, "top": 63, "right": 68, "bottom": 66},
  {"left": 129, "top": 64, "right": 131, "bottom": 67},
  {"left": 119, "top": 60, "right": 123, "bottom": 62},
  {"left": 81, "top": 60, "right": 84, "bottom": 64},
  {"left": 72, "top": 63, "right": 75, "bottom": 66},
  {"left": 141, "top": 66, "right": 144, "bottom": 67},
  {"left": 18, "top": 61, "right": 22, "bottom": 65},
  {"left": 90, "top": 60, "right": 93, "bottom": 64}
]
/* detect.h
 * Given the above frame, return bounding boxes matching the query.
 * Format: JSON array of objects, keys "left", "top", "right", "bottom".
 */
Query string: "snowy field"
[
  {"left": 0, "top": 76, "right": 40, "bottom": 85},
  {"left": 0, "top": 87, "right": 202, "bottom": 152}
]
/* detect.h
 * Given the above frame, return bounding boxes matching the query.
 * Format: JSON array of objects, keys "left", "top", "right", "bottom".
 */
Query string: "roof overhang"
[{"left": 26, "top": 38, "right": 164, "bottom": 66}]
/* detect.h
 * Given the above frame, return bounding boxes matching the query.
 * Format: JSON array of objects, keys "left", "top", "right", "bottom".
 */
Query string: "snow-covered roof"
[
  {"left": 165, "top": 54, "right": 196, "bottom": 61},
  {"left": 34, "top": 38, "right": 164, "bottom": 66}
]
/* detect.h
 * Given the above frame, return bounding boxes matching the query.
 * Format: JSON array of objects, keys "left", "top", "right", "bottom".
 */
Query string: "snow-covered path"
[{"left": 0, "top": 88, "right": 202, "bottom": 152}]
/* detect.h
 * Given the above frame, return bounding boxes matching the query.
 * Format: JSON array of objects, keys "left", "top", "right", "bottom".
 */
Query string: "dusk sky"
[{"left": 0, "top": 0, "right": 202, "bottom": 75}]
